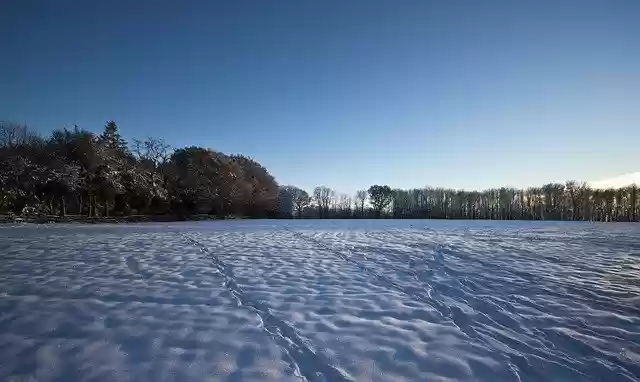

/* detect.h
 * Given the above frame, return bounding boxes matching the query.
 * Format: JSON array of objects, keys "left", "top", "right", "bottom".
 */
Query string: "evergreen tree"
[{"left": 99, "top": 120, "right": 129, "bottom": 155}]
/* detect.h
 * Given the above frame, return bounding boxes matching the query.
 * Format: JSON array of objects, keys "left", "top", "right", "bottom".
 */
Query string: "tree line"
[
  {"left": 280, "top": 182, "right": 639, "bottom": 222},
  {"left": 2, "top": 120, "right": 637, "bottom": 222},
  {"left": 0, "top": 121, "right": 279, "bottom": 219}
]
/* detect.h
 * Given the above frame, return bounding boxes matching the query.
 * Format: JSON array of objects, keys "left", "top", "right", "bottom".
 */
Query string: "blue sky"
[{"left": 1, "top": 0, "right": 638, "bottom": 195}]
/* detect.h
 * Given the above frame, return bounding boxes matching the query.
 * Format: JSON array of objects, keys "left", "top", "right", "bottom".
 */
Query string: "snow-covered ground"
[{"left": 1, "top": 220, "right": 639, "bottom": 382}]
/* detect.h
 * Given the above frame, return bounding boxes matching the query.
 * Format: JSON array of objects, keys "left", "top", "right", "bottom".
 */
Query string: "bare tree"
[
  {"left": 338, "top": 194, "right": 352, "bottom": 217},
  {"left": 355, "top": 190, "right": 367, "bottom": 217},
  {"left": 630, "top": 184, "right": 638, "bottom": 221},
  {"left": 313, "top": 186, "right": 333, "bottom": 218},
  {"left": 132, "top": 137, "right": 171, "bottom": 168},
  {"left": 0, "top": 121, "right": 41, "bottom": 148}
]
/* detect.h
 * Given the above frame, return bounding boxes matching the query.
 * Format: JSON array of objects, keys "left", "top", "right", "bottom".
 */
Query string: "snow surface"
[{"left": 1, "top": 220, "right": 639, "bottom": 381}]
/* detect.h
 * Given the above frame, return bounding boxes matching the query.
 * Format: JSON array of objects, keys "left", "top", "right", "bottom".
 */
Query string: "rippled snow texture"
[{"left": 1, "top": 220, "right": 639, "bottom": 381}]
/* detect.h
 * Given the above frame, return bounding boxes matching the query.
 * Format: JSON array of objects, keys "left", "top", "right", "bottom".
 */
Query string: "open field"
[{"left": 1, "top": 220, "right": 639, "bottom": 381}]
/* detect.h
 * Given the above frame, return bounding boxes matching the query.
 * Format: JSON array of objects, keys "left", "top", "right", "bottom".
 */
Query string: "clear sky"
[{"left": 1, "top": 0, "right": 638, "bottom": 195}]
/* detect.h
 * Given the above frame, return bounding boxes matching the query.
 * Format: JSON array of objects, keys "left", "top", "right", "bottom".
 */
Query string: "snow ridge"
[
  {"left": 287, "top": 229, "right": 547, "bottom": 367},
  {"left": 181, "top": 233, "right": 354, "bottom": 382},
  {"left": 287, "top": 229, "right": 453, "bottom": 318}
]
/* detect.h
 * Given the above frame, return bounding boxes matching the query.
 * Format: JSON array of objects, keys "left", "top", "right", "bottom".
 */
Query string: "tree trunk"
[
  {"left": 60, "top": 196, "right": 66, "bottom": 217},
  {"left": 103, "top": 199, "right": 109, "bottom": 217},
  {"left": 91, "top": 194, "right": 96, "bottom": 217},
  {"left": 631, "top": 186, "right": 637, "bottom": 221}
]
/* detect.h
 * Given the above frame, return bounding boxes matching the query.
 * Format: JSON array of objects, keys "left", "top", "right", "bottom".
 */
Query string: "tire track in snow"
[{"left": 180, "top": 233, "right": 354, "bottom": 382}]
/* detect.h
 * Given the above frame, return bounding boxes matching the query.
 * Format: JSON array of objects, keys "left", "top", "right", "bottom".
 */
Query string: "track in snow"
[
  {"left": 182, "top": 233, "right": 353, "bottom": 382},
  {"left": 1, "top": 220, "right": 639, "bottom": 382}
]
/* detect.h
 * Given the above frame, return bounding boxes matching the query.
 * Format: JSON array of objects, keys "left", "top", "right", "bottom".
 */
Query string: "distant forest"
[{"left": 1, "top": 121, "right": 638, "bottom": 222}]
